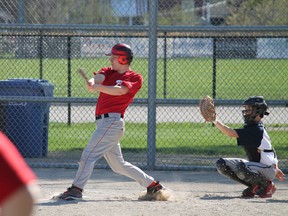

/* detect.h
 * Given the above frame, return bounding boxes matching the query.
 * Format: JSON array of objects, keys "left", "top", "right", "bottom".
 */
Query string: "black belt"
[
  {"left": 264, "top": 149, "right": 274, "bottom": 153},
  {"left": 96, "top": 113, "right": 123, "bottom": 120}
]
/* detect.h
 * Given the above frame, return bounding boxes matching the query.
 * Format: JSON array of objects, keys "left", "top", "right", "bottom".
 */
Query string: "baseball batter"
[
  {"left": 56, "top": 43, "right": 164, "bottom": 200},
  {"left": 213, "top": 96, "right": 285, "bottom": 198}
]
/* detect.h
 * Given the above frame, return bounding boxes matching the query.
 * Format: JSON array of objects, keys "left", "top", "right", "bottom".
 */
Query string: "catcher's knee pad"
[
  {"left": 235, "top": 162, "right": 267, "bottom": 186},
  {"left": 216, "top": 158, "right": 250, "bottom": 186},
  {"left": 216, "top": 158, "right": 234, "bottom": 177},
  {"left": 235, "top": 161, "right": 254, "bottom": 181},
  {"left": 216, "top": 158, "right": 228, "bottom": 173}
]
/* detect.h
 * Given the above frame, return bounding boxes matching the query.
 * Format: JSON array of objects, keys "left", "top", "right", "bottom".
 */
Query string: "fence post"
[
  {"left": 17, "top": 0, "right": 26, "bottom": 24},
  {"left": 67, "top": 36, "right": 72, "bottom": 125},
  {"left": 147, "top": 0, "right": 158, "bottom": 170},
  {"left": 163, "top": 31, "right": 167, "bottom": 99},
  {"left": 39, "top": 31, "right": 43, "bottom": 79},
  {"left": 212, "top": 37, "right": 217, "bottom": 99}
]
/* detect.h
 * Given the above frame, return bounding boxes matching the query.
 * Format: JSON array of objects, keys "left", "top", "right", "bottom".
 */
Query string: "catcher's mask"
[
  {"left": 242, "top": 96, "right": 269, "bottom": 125},
  {"left": 105, "top": 43, "right": 133, "bottom": 65}
]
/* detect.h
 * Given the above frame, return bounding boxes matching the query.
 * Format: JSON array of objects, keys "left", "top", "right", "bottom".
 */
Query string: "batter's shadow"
[
  {"left": 36, "top": 199, "right": 88, "bottom": 206},
  {"left": 36, "top": 198, "right": 140, "bottom": 206}
]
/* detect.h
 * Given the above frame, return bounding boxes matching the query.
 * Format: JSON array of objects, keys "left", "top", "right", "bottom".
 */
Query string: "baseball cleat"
[
  {"left": 147, "top": 181, "right": 164, "bottom": 194},
  {"left": 257, "top": 181, "right": 276, "bottom": 198},
  {"left": 241, "top": 185, "right": 259, "bottom": 198},
  {"left": 54, "top": 186, "right": 83, "bottom": 201},
  {"left": 138, "top": 181, "right": 170, "bottom": 201}
]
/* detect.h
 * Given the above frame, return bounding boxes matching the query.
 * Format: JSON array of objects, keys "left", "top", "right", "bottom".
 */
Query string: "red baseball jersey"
[
  {"left": 0, "top": 131, "right": 37, "bottom": 204},
  {"left": 94, "top": 67, "right": 143, "bottom": 116}
]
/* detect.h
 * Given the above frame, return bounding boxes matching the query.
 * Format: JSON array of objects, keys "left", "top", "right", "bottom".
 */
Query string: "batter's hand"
[{"left": 86, "top": 83, "right": 97, "bottom": 93}]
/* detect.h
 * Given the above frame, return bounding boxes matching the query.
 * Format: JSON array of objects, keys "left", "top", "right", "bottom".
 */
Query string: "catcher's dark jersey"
[{"left": 235, "top": 123, "right": 277, "bottom": 166}]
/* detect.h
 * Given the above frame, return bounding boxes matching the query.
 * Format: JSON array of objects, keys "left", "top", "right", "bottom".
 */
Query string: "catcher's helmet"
[
  {"left": 242, "top": 96, "right": 269, "bottom": 125},
  {"left": 106, "top": 43, "right": 133, "bottom": 65}
]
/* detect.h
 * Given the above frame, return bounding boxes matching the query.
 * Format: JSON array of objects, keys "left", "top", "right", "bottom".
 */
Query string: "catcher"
[{"left": 199, "top": 95, "right": 285, "bottom": 198}]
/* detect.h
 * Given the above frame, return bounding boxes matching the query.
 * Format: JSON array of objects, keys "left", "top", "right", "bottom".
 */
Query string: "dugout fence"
[{"left": 0, "top": 24, "right": 287, "bottom": 172}]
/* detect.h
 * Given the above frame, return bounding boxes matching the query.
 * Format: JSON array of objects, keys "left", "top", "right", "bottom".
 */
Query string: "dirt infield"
[{"left": 34, "top": 168, "right": 288, "bottom": 216}]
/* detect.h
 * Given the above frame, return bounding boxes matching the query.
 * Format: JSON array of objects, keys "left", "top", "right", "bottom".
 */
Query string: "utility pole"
[{"left": 17, "top": 0, "right": 26, "bottom": 23}]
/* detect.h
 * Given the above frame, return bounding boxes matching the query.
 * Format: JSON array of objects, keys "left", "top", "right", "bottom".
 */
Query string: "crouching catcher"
[{"left": 201, "top": 96, "right": 285, "bottom": 198}]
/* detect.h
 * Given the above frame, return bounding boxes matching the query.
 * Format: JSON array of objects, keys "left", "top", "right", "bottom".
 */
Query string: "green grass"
[
  {"left": 48, "top": 122, "right": 288, "bottom": 158},
  {"left": 0, "top": 57, "right": 287, "bottom": 99}
]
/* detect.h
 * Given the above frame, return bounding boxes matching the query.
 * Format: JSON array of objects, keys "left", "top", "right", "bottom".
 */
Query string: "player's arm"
[
  {"left": 86, "top": 73, "right": 105, "bottom": 86},
  {"left": 213, "top": 120, "right": 239, "bottom": 138},
  {"left": 93, "top": 73, "right": 105, "bottom": 84},
  {"left": 87, "top": 83, "right": 129, "bottom": 95}
]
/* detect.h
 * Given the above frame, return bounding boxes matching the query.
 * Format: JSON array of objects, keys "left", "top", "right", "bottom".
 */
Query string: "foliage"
[
  {"left": 158, "top": 4, "right": 202, "bottom": 26},
  {"left": 226, "top": 0, "right": 288, "bottom": 25},
  {"left": 0, "top": 0, "right": 117, "bottom": 24},
  {"left": 1, "top": 0, "right": 287, "bottom": 26}
]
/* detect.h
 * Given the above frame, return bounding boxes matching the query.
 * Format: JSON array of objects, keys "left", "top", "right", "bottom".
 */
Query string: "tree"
[
  {"left": 226, "top": 0, "right": 288, "bottom": 25},
  {"left": 158, "top": 4, "right": 201, "bottom": 25},
  {"left": 3, "top": 0, "right": 116, "bottom": 24}
]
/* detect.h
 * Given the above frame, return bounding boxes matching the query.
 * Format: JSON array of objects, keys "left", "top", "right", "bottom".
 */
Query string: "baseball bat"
[{"left": 78, "top": 68, "right": 89, "bottom": 84}]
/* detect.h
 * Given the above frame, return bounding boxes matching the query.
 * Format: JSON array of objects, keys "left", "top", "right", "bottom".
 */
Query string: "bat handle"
[{"left": 78, "top": 68, "right": 89, "bottom": 83}]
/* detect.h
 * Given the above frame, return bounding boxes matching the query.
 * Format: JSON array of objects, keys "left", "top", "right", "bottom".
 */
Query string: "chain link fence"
[
  {"left": 1, "top": 0, "right": 287, "bottom": 26},
  {"left": 0, "top": 0, "right": 287, "bottom": 171}
]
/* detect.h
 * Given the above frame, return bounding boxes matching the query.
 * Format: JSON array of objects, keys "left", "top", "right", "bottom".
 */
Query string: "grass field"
[
  {"left": 0, "top": 57, "right": 287, "bottom": 99},
  {"left": 48, "top": 122, "right": 288, "bottom": 158}
]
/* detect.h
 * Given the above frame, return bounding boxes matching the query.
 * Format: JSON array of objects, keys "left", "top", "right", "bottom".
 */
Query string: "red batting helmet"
[{"left": 106, "top": 43, "right": 133, "bottom": 65}]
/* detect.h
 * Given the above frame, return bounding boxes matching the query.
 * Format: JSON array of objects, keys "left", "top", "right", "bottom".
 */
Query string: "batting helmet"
[
  {"left": 106, "top": 43, "right": 133, "bottom": 65},
  {"left": 242, "top": 96, "right": 269, "bottom": 124}
]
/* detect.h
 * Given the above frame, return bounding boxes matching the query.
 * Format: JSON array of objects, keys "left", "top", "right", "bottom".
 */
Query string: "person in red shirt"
[
  {"left": 56, "top": 43, "right": 165, "bottom": 200},
  {"left": 0, "top": 131, "right": 38, "bottom": 216}
]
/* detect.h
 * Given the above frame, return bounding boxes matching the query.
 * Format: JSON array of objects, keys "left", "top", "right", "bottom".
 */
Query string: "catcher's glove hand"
[{"left": 199, "top": 95, "right": 216, "bottom": 122}]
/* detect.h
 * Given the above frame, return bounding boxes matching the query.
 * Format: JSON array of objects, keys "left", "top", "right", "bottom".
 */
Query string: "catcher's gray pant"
[
  {"left": 72, "top": 113, "right": 155, "bottom": 189},
  {"left": 222, "top": 158, "right": 276, "bottom": 180}
]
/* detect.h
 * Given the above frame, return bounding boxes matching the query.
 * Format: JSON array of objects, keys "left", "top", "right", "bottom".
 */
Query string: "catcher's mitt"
[{"left": 199, "top": 96, "right": 216, "bottom": 122}]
